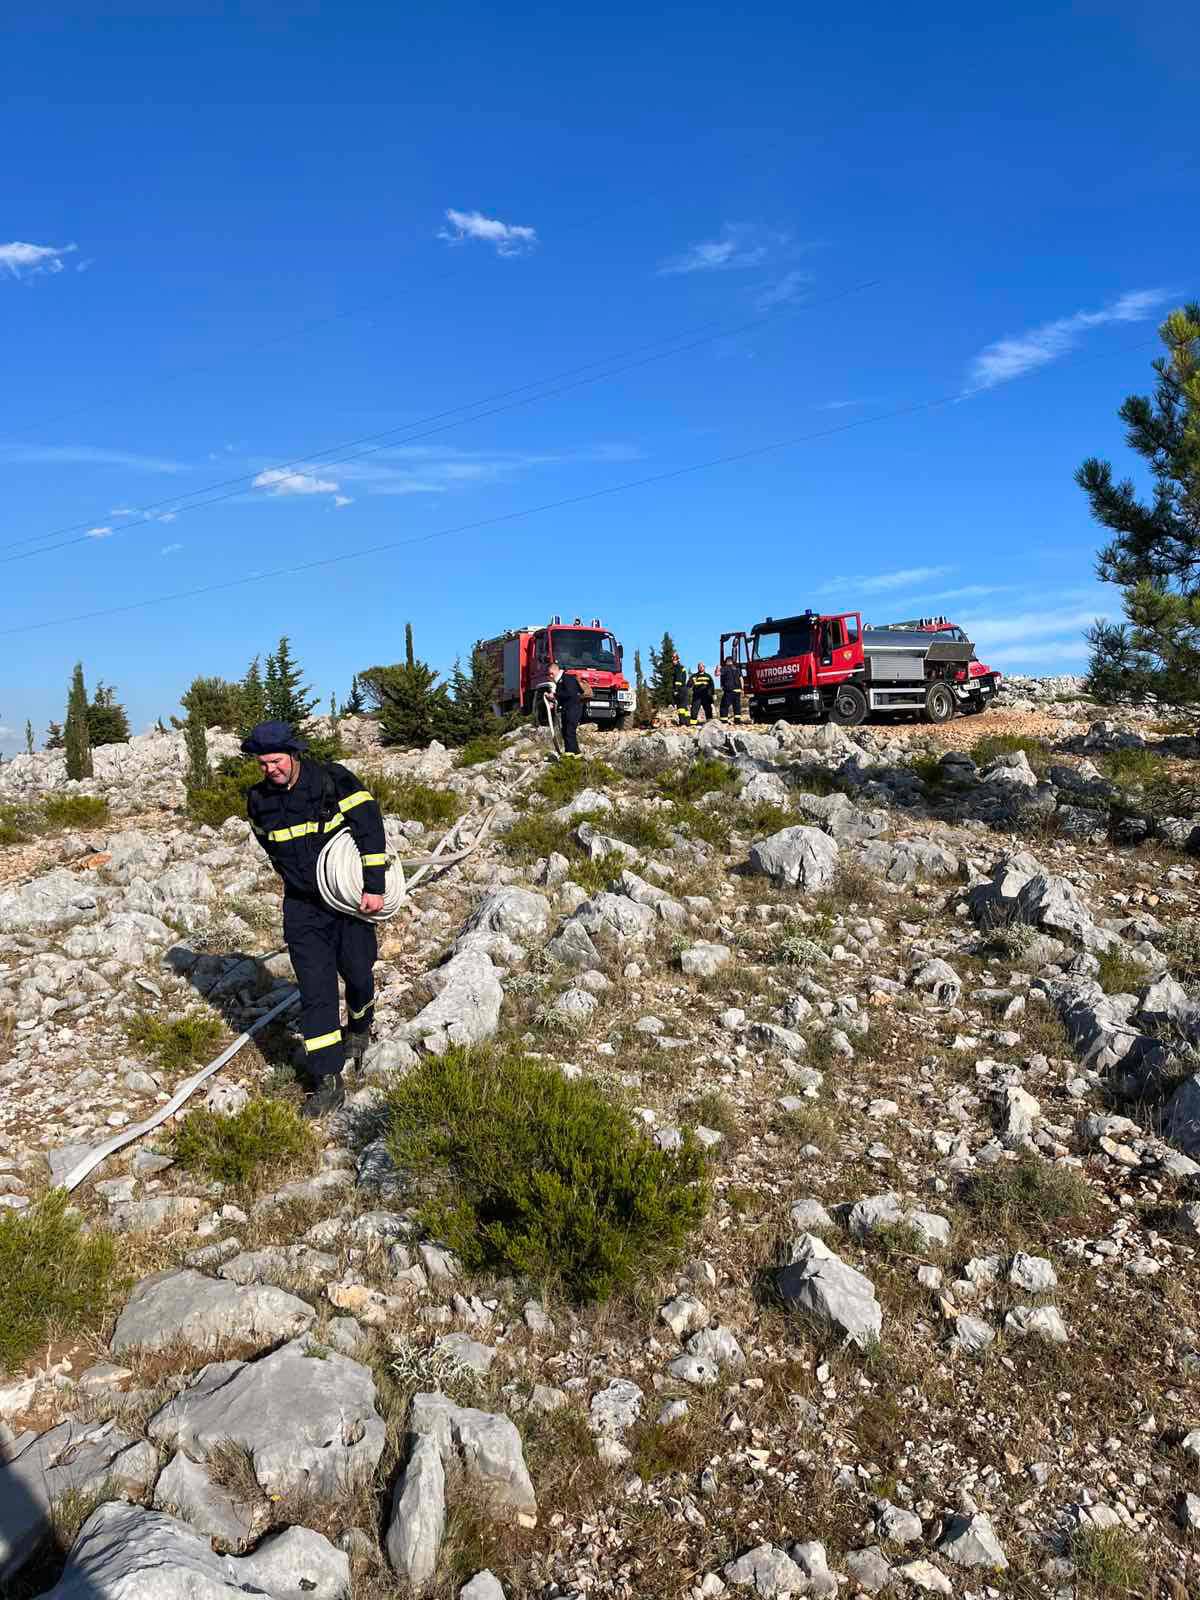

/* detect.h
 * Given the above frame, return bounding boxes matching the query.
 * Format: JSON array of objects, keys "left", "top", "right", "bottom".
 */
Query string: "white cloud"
[
  {"left": 0, "top": 240, "right": 78, "bottom": 278},
  {"left": 332, "top": 494, "right": 353, "bottom": 508},
  {"left": 0, "top": 724, "right": 17, "bottom": 738},
  {"left": 85, "top": 525, "right": 113, "bottom": 539},
  {"left": 967, "top": 289, "right": 1171, "bottom": 390},
  {"left": 815, "top": 399, "right": 870, "bottom": 411},
  {"left": 756, "top": 269, "right": 812, "bottom": 309},
  {"left": 160, "top": 542, "right": 183, "bottom": 555},
  {"left": 438, "top": 208, "right": 538, "bottom": 257},
  {"left": 330, "top": 441, "right": 642, "bottom": 498},
  {"left": 0, "top": 443, "right": 184, "bottom": 473},
  {"left": 253, "top": 468, "right": 340, "bottom": 496},
  {"left": 658, "top": 222, "right": 791, "bottom": 277},
  {"left": 159, "top": 511, "right": 177, "bottom": 523},
  {"left": 817, "top": 564, "right": 955, "bottom": 598},
  {"left": 953, "top": 605, "right": 1105, "bottom": 646}
]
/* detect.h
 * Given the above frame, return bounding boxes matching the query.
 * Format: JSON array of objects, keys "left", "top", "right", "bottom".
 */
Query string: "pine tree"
[
  {"left": 24, "top": 720, "right": 33, "bottom": 755},
  {"left": 45, "top": 721, "right": 64, "bottom": 750},
  {"left": 358, "top": 658, "right": 453, "bottom": 748},
  {"left": 183, "top": 700, "right": 211, "bottom": 791},
  {"left": 64, "top": 663, "right": 93, "bottom": 780},
  {"left": 265, "top": 636, "right": 319, "bottom": 728},
  {"left": 1082, "top": 303, "right": 1200, "bottom": 703},
  {"left": 174, "top": 675, "right": 242, "bottom": 730},
  {"left": 634, "top": 649, "right": 645, "bottom": 693},
  {"left": 86, "top": 682, "right": 132, "bottom": 746},
  {"left": 239, "top": 657, "right": 267, "bottom": 735},
  {"left": 343, "top": 674, "right": 366, "bottom": 716},
  {"left": 405, "top": 622, "right": 415, "bottom": 669},
  {"left": 649, "top": 630, "right": 681, "bottom": 706},
  {"left": 446, "top": 644, "right": 502, "bottom": 745}
]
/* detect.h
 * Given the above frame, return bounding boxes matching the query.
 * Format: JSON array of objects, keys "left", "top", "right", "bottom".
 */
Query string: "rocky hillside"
[{"left": 3, "top": 693, "right": 1200, "bottom": 1600}]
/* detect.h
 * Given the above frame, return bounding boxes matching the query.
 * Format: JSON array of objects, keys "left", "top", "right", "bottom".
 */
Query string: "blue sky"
[{"left": 2, "top": 1, "right": 1197, "bottom": 752}]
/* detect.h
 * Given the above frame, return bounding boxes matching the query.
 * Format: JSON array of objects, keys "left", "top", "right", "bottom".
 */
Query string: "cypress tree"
[
  {"left": 64, "top": 663, "right": 93, "bottom": 780},
  {"left": 649, "top": 630, "right": 681, "bottom": 706},
  {"left": 184, "top": 700, "right": 211, "bottom": 791},
  {"left": 405, "top": 622, "right": 415, "bottom": 669},
  {"left": 239, "top": 657, "right": 267, "bottom": 734},
  {"left": 24, "top": 720, "right": 33, "bottom": 755}
]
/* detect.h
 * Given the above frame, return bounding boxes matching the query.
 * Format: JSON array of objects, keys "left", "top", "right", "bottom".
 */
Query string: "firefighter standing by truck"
[
  {"left": 547, "top": 661, "right": 586, "bottom": 755},
  {"left": 688, "top": 662, "right": 716, "bottom": 723},
  {"left": 242, "top": 720, "right": 386, "bottom": 1119},
  {"left": 719, "top": 657, "right": 742, "bottom": 721},
  {"left": 672, "top": 653, "right": 690, "bottom": 726}
]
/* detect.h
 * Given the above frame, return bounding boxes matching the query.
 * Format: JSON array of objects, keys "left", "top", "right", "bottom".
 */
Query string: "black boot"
[
  {"left": 302, "top": 1072, "right": 346, "bottom": 1120},
  {"left": 347, "top": 1031, "right": 371, "bottom": 1072}
]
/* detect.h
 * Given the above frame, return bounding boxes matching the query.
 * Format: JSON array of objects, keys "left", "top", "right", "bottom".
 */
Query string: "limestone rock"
[
  {"left": 110, "top": 1268, "right": 315, "bottom": 1355},
  {"left": 776, "top": 1233, "right": 882, "bottom": 1348},
  {"left": 386, "top": 1433, "right": 446, "bottom": 1590},
  {"left": 748, "top": 825, "right": 839, "bottom": 891}
]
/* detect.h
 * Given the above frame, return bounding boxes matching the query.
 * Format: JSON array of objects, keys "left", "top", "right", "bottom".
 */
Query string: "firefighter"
[
  {"left": 719, "top": 657, "right": 742, "bottom": 721},
  {"left": 672, "top": 653, "right": 690, "bottom": 726},
  {"left": 547, "top": 662, "right": 585, "bottom": 755},
  {"left": 688, "top": 661, "right": 716, "bottom": 723},
  {"left": 242, "top": 721, "right": 386, "bottom": 1118}
]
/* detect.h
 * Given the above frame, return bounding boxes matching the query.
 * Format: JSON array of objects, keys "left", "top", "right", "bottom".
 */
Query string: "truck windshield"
[
  {"left": 552, "top": 629, "right": 618, "bottom": 670},
  {"left": 753, "top": 622, "right": 812, "bottom": 659}
]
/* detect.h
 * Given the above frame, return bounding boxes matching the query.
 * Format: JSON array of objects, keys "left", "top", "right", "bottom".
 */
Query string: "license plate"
[{"left": 768, "top": 696, "right": 786, "bottom": 705}]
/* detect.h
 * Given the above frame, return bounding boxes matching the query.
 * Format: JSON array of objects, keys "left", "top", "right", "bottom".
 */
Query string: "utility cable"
[
  {"left": 2, "top": 337, "right": 1160, "bottom": 640},
  {"left": 0, "top": 278, "right": 880, "bottom": 563}
]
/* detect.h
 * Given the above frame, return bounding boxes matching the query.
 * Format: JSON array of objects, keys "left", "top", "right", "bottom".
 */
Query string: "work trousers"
[
  {"left": 561, "top": 707, "right": 583, "bottom": 754},
  {"left": 691, "top": 691, "right": 715, "bottom": 723},
  {"left": 720, "top": 689, "right": 741, "bottom": 718},
  {"left": 283, "top": 894, "right": 377, "bottom": 1077},
  {"left": 675, "top": 688, "right": 691, "bottom": 725}
]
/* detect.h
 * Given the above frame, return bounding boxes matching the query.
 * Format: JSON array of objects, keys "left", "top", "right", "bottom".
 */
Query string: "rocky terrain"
[{"left": 3, "top": 691, "right": 1200, "bottom": 1600}]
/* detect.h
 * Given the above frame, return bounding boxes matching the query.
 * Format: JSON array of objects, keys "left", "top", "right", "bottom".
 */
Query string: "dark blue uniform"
[{"left": 247, "top": 760, "right": 386, "bottom": 1078}]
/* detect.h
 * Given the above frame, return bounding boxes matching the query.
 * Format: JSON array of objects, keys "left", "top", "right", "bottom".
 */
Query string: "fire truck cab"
[{"left": 480, "top": 616, "right": 635, "bottom": 730}]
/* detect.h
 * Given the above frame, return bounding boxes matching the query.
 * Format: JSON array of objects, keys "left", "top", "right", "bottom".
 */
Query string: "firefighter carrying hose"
[
  {"left": 243, "top": 720, "right": 386, "bottom": 1118},
  {"left": 688, "top": 662, "right": 716, "bottom": 723},
  {"left": 672, "top": 652, "right": 690, "bottom": 726}
]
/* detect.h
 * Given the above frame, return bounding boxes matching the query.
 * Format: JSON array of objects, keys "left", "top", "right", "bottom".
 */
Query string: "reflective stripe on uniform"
[
  {"left": 339, "top": 790, "right": 373, "bottom": 812},
  {"left": 348, "top": 1000, "right": 374, "bottom": 1021},
  {"left": 360, "top": 852, "right": 387, "bottom": 866},
  {"left": 265, "top": 813, "right": 344, "bottom": 843},
  {"left": 304, "top": 1028, "right": 342, "bottom": 1053}
]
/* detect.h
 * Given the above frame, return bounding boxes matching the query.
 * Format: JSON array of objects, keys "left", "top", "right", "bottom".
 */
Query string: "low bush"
[
  {"left": 740, "top": 800, "right": 794, "bottom": 835},
  {"left": 125, "top": 1010, "right": 224, "bottom": 1072},
  {"left": 1162, "top": 918, "right": 1200, "bottom": 983},
  {"left": 534, "top": 757, "right": 617, "bottom": 805},
  {"left": 0, "top": 803, "right": 34, "bottom": 846},
  {"left": 1098, "top": 746, "right": 1168, "bottom": 786},
  {"left": 382, "top": 1046, "right": 709, "bottom": 1301},
  {"left": 0, "top": 1191, "right": 122, "bottom": 1372},
  {"left": 40, "top": 793, "right": 110, "bottom": 829},
  {"left": 963, "top": 1154, "right": 1092, "bottom": 1238},
  {"left": 369, "top": 772, "right": 462, "bottom": 828},
  {"left": 599, "top": 804, "right": 670, "bottom": 852},
  {"left": 1095, "top": 946, "right": 1149, "bottom": 996},
  {"left": 171, "top": 1097, "right": 315, "bottom": 1189},
  {"left": 668, "top": 799, "right": 732, "bottom": 848},
  {"left": 455, "top": 735, "right": 504, "bottom": 767},
  {"left": 968, "top": 733, "right": 1052, "bottom": 776},
  {"left": 656, "top": 757, "right": 737, "bottom": 804},
  {"left": 187, "top": 755, "right": 261, "bottom": 828},
  {"left": 1067, "top": 1525, "right": 1145, "bottom": 1594}
]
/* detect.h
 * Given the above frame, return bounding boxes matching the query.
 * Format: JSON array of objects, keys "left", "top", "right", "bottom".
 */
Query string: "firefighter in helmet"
[{"left": 688, "top": 662, "right": 716, "bottom": 723}]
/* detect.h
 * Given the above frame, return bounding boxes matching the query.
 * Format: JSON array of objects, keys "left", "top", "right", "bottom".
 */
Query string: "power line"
[
  {"left": 1, "top": 336, "right": 1161, "bottom": 640},
  {"left": 0, "top": 278, "right": 882, "bottom": 565}
]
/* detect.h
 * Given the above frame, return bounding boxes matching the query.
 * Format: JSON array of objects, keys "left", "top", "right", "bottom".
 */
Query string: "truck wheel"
[
  {"left": 924, "top": 683, "right": 955, "bottom": 723},
  {"left": 830, "top": 684, "right": 867, "bottom": 726}
]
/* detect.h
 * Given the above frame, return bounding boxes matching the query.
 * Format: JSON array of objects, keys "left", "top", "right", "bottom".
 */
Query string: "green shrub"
[
  {"left": 908, "top": 752, "right": 945, "bottom": 787},
  {"left": 41, "top": 793, "right": 110, "bottom": 829},
  {"left": 1162, "top": 918, "right": 1200, "bottom": 983},
  {"left": 600, "top": 804, "right": 670, "bottom": 852},
  {"left": 456, "top": 735, "right": 504, "bottom": 767},
  {"left": 369, "top": 772, "right": 462, "bottom": 827},
  {"left": 502, "top": 810, "right": 576, "bottom": 862},
  {"left": 741, "top": 800, "right": 794, "bottom": 835},
  {"left": 668, "top": 799, "right": 732, "bottom": 848},
  {"left": 187, "top": 755, "right": 261, "bottom": 827},
  {"left": 125, "top": 1010, "right": 224, "bottom": 1071},
  {"left": 534, "top": 757, "right": 617, "bottom": 805},
  {"left": 1095, "top": 946, "right": 1149, "bottom": 996},
  {"left": 171, "top": 1097, "right": 315, "bottom": 1189},
  {"left": 964, "top": 1155, "right": 1092, "bottom": 1237},
  {"left": 383, "top": 1047, "right": 708, "bottom": 1301},
  {"left": 656, "top": 757, "right": 737, "bottom": 803},
  {"left": 1067, "top": 1526, "right": 1145, "bottom": 1593},
  {"left": 1098, "top": 746, "right": 1168, "bottom": 786},
  {"left": 0, "top": 1191, "right": 122, "bottom": 1372},
  {"left": 969, "top": 733, "right": 1052, "bottom": 776},
  {"left": 790, "top": 766, "right": 854, "bottom": 799},
  {"left": 0, "top": 803, "right": 36, "bottom": 846}
]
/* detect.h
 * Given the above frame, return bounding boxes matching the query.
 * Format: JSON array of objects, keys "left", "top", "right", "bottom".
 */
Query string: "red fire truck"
[
  {"left": 719, "top": 609, "right": 999, "bottom": 726},
  {"left": 480, "top": 616, "right": 635, "bottom": 730}
]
